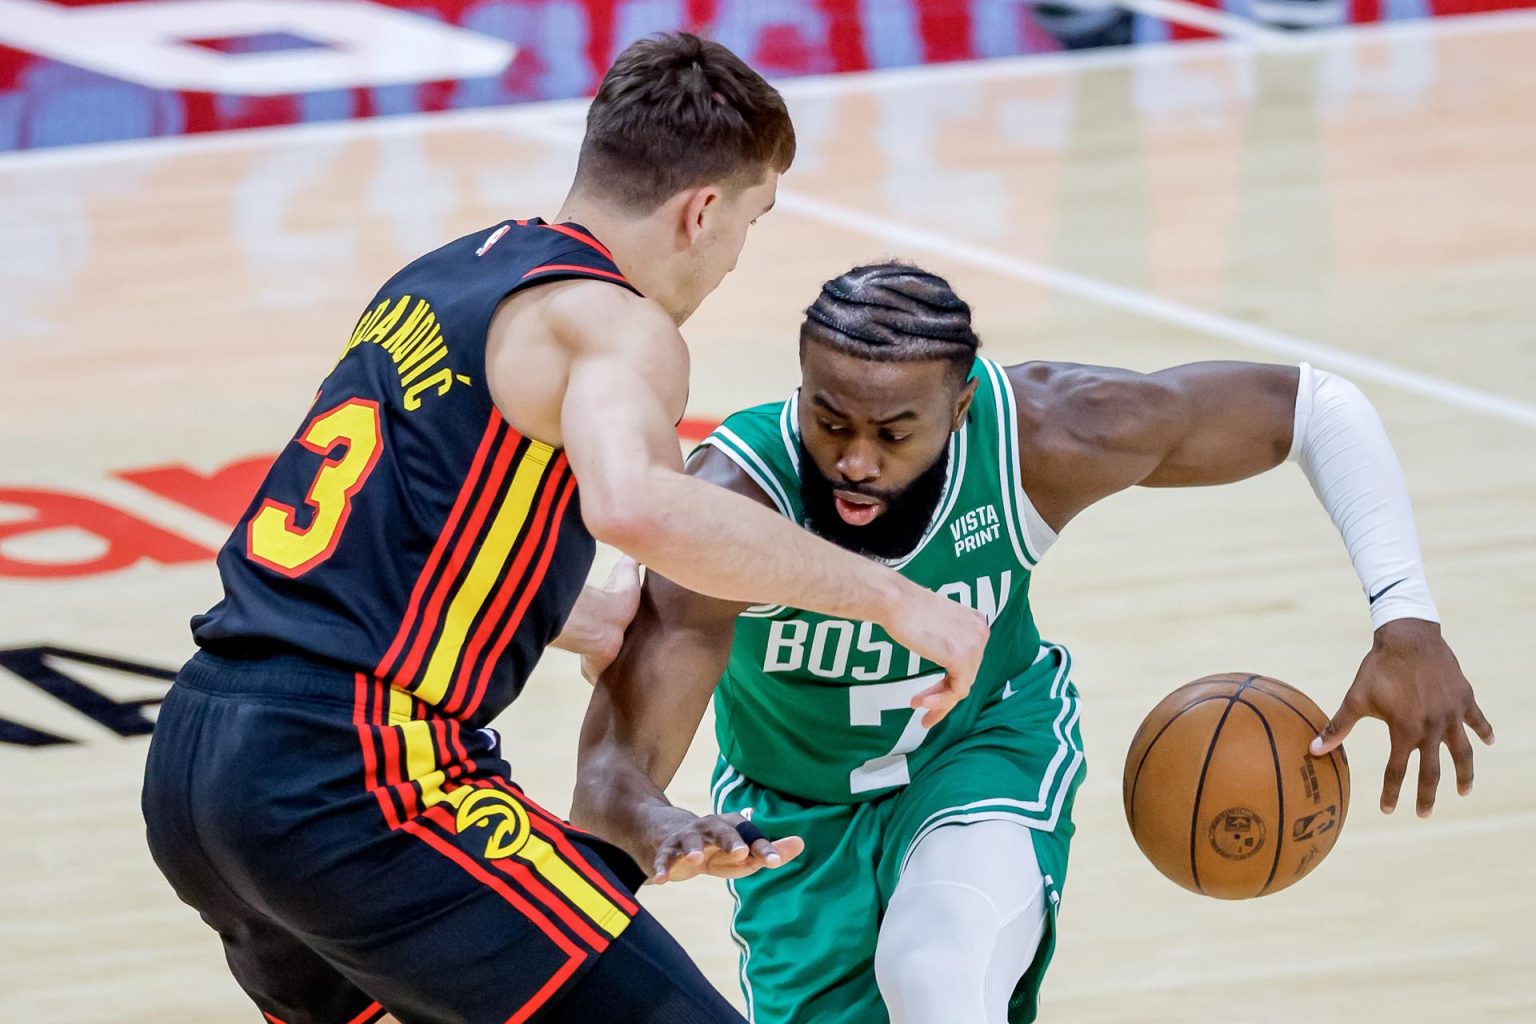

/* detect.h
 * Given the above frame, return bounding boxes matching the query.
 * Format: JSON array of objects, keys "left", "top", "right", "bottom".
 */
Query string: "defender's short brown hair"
[{"left": 576, "top": 33, "right": 795, "bottom": 211}]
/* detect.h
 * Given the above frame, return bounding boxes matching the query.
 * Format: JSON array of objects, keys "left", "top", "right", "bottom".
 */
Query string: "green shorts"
[{"left": 709, "top": 648, "right": 1086, "bottom": 1024}]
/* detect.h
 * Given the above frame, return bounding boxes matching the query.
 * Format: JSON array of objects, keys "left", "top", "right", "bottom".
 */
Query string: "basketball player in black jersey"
[{"left": 141, "top": 35, "right": 990, "bottom": 1024}]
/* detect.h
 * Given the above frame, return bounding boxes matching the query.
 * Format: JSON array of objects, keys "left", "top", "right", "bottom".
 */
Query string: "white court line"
[
  {"left": 509, "top": 117, "right": 1536, "bottom": 432},
  {"left": 771, "top": 192, "right": 1536, "bottom": 430},
  {"left": 2, "top": 8, "right": 1536, "bottom": 172},
  {"left": 5, "top": 9, "right": 1535, "bottom": 430}
]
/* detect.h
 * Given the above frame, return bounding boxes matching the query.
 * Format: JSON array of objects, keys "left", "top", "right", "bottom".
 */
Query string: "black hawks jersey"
[{"left": 193, "top": 219, "right": 635, "bottom": 726}]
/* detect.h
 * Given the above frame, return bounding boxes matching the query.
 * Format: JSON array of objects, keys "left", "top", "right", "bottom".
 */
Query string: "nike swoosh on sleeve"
[{"left": 1368, "top": 578, "right": 1408, "bottom": 604}]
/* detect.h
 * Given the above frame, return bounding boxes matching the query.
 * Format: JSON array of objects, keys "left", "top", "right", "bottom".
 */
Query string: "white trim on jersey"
[
  {"left": 980, "top": 358, "right": 1058, "bottom": 567},
  {"left": 699, "top": 429, "right": 795, "bottom": 520},
  {"left": 882, "top": 426, "right": 967, "bottom": 571},
  {"left": 712, "top": 764, "right": 758, "bottom": 1023},
  {"left": 897, "top": 644, "right": 1084, "bottom": 874},
  {"left": 739, "top": 604, "right": 789, "bottom": 619},
  {"left": 780, "top": 392, "right": 801, "bottom": 473}
]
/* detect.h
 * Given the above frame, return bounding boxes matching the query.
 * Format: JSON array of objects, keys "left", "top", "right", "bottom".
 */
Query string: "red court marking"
[
  {"left": 117, "top": 455, "right": 273, "bottom": 526},
  {"left": 0, "top": 488, "right": 213, "bottom": 578}
]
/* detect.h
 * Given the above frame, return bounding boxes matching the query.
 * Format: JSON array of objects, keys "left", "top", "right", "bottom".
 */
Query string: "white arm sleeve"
[{"left": 1288, "top": 363, "right": 1440, "bottom": 630}]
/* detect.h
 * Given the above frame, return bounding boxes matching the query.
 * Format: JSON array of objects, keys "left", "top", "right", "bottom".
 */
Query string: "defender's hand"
[
  {"left": 553, "top": 557, "right": 642, "bottom": 683},
  {"left": 652, "top": 813, "right": 804, "bottom": 885},
  {"left": 882, "top": 583, "right": 990, "bottom": 728},
  {"left": 1312, "top": 619, "right": 1494, "bottom": 817}
]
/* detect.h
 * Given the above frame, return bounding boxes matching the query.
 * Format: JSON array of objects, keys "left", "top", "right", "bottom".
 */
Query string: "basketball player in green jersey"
[{"left": 572, "top": 263, "right": 1494, "bottom": 1023}]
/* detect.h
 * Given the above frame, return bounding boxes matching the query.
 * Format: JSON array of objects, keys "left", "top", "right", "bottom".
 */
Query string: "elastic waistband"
[{"left": 177, "top": 650, "right": 367, "bottom": 706}]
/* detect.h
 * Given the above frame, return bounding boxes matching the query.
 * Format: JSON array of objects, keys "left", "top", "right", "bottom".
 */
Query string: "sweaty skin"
[{"left": 572, "top": 353, "right": 1492, "bottom": 884}]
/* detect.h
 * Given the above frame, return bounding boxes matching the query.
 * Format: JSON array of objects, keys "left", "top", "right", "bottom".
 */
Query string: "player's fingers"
[
  {"left": 745, "top": 838, "right": 777, "bottom": 863},
  {"left": 911, "top": 677, "right": 957, "bottom": 728},
  {"left": 1465, "top": 699, "right": 1496, "bottom": 745},
  {"left": 1446, "top": 723, "right": 1476, "bottom": 797},
  {"left": 702, "top": 819, "right": 750, "bottom": 861},
  {"left": 709, "top": 837, "right": 806, "bottom": 879},
  {"left": 664, "top": 857, "right": 703, "bottom": 884},
  {"left": 1311, "top": 698, "right": 1364, "bottom": 756},
  {"left": 675, "top": 829, "right": 705, "bottom": 862},
  {"left": 731, "top": 817, "right": 777, "bottom": 865},
  {"left": 1380, "top": 732, "right": 1413, "bottom": 813},
  {"left": 768, "top": 835, "right": 805, "bottom": 866},
  {"left": 910, "top": 677, "right": 949, "bottom": 708},
  {"left": 1415, "top": 737, "right": 1443, "bottom": 818},
  {"left": 654, "top": 842, "right": 692, "bottom": 884},
  {"left": 918, "top": 698, "right": 956, "bottom": 730}
]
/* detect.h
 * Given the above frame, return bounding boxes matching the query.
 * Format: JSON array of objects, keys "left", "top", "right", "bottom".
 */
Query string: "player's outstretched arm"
[
  {"left": 572, "top": 451, "right": 804, "bottom": 883},
  {"left": 571, "top": 570, "right": 804, "bottom": 884},
  {"left": 536, "top": 286, "right": 988, "bottom": 725},
  {"left": 1013, "top": 360, "right": 1493, "bottom": 817}
]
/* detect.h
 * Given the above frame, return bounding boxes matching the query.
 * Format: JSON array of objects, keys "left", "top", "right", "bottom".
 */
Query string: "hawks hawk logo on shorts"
[{"left": 455, "top": 788, "right": 532, "bottom": 860}]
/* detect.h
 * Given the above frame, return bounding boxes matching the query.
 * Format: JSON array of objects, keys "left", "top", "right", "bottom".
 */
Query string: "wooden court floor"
[{"left": 1, "top": 12, "right": 1533, "bottom": 1023}]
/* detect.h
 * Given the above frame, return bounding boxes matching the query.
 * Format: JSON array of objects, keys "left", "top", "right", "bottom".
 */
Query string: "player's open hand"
[
  {"left": 553, "top": 556, "right": 642, "bottom": 683},
  {"left": 882, "top": 582, "right": 990, "bottom": 728},
  {"left": 1312, "top": 618, "right": 1494, "bottom": 817},
  {"left": 652, "top": 813, "right": 804, "bottom": 885}
]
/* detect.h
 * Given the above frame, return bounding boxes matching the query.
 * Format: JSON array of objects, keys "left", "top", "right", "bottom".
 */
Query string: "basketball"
[{"left": 1122, "top": 674, "right": 1350, "bottom": 899}]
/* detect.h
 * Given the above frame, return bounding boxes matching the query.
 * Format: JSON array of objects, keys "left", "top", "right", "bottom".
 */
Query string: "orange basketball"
[{"left": 1122, "top": 674, "right": 1350, "bottom": 899}]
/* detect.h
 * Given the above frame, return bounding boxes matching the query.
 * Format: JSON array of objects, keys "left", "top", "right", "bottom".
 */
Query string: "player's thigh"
[
  {"left": 713, "top": 763, "right": 886, "bottom": 1024},
  {"left": 882, "top": 698, "right": 1086, "bottom": 1023},
  {"left": 541, "top": 909, "right": 745, "bottom": 1023},
  {"left": 298, "top": 787, "right": 646, "bottom": 1024},
  {"left": 876, "top": 820, "right": 1050, "bottom": 1024},
  {"left": 144, "top": 686, "right": 388, "bottom": 1024},
  {"left": 157, "top": 675, "right": 648, "bottom": 1024}
]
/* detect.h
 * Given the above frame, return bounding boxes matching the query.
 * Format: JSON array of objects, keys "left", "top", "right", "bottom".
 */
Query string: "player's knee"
[{"left": 876, "top": 881, "right": 999, "bottom": 1012}]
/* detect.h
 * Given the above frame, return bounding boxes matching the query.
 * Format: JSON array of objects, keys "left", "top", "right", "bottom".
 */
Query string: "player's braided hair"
[{"left": 800, "top": 262, "right": 980, "bottom": 383}]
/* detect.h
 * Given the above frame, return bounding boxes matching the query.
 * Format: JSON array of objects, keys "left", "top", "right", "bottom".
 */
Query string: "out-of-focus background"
[{"left": 1, "top": 1, "right": 1532, "bottom": 1021}]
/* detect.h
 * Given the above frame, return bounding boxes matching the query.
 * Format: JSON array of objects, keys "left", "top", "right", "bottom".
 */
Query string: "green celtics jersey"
[{"left": 699, "top": 358, "right": 1060, "bottom": 805}]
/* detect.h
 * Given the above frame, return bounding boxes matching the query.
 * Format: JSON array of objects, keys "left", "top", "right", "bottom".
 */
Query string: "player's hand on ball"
[
  {"left": 882, "top": 582, "right": 990, "bottom": 728},
  {"left": 1312, "top": 618, "right": 1494, "bottom": 818},
  {"left": 552, "top": 556, "right": 642, "bottom": 684},
  {"left": 652, "top": 813, "right": 804, "bottom": 885}
]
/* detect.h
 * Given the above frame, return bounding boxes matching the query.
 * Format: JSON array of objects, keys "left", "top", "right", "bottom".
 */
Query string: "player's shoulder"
[
  {"left": 693, "top": 398, "right": 799, "bottom": 519},
  {"left": 517, "top": 278, "right": 685, "bottom": 372},
  {"left": 539, "top": 276, "right": 671, "bottom": 335},
  {"left": 715, "top": 399, "right": 789, "bottom": 439},
  {"left": 1003, "top": 360, "right": 1188, "bottom": 455}
]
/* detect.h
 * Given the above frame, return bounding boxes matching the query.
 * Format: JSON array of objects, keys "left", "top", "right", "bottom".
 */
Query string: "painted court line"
[
  {"left": 770, "top": 192, "right": 1536, "bottom": 430},
  {"left": 509, "top": 117, "right": 1536, "bottom": 433},
  {"left": 4, "top": 10, "right": 1533, "bottom": 431}
]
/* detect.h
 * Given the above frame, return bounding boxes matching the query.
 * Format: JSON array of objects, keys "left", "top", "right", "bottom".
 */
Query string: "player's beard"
[{"left": 798, "top": 440, "right": 950, "bottom": 561}]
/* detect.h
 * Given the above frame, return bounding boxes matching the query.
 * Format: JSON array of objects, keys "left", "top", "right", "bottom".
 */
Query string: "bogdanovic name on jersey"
[{"left": 762, "top": 569, "right": 1014, "bottom": 678}]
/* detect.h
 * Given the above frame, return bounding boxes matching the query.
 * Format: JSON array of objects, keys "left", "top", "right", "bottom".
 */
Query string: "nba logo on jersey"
[{"left": 476, "top": 224, "right": 512, "bottom": 257}]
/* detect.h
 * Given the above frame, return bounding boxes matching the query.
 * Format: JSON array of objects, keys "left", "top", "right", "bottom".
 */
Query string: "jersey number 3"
[{"left": 247, "top": 398, "right": 384, "bottom": 577}]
